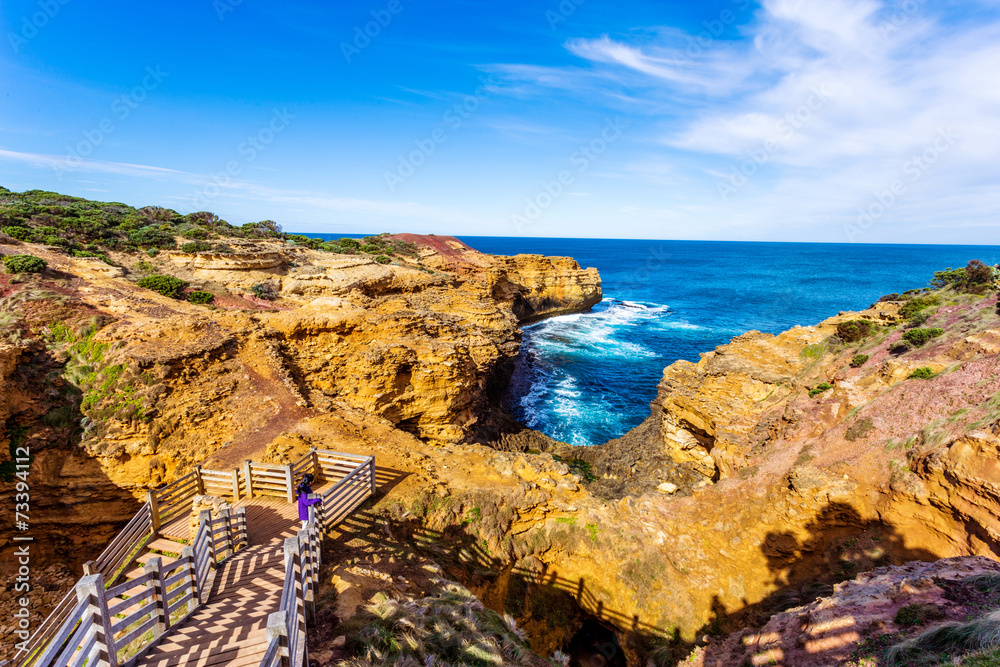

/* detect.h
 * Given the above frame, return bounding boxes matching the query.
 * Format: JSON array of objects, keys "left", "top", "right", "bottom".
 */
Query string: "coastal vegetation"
[
  {"left": 0, "top": 187, "right": 417, "bottom": 263},
  {"left": 1, "top": 253, "right": 46, "bottom": 273},
  {"left": 137, "top": 274, "right": 189, "bottom": 299}
]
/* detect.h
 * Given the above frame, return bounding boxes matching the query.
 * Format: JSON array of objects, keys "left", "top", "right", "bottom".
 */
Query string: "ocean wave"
[{"left": 522, "top": 299, "right": 675, "bottom": 359}]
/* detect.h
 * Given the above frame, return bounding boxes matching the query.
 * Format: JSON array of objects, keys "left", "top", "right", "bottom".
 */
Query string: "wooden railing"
[
  {"left": 12, "top": 504, "right": 155, "bottom": 666},
  {"left": 17, "top": 449, "right": 373, "bottom": 667},
  {"left": 15, "top": 507, "right": 247, "bottom": 667},
  {"left": 20, "top": 505, "right": 249, "bottom": 667},
  {"left": 259, "top": 505, "right": 323, "bottom": 667}
]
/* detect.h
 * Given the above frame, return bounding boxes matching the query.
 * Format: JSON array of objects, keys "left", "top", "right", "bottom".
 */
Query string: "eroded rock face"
[
  {"left": 691, "top": 556, "right": 1000, "bottom": 667},
  {"left": 487, "top": 255, "right": 602, "bottom": 323}
]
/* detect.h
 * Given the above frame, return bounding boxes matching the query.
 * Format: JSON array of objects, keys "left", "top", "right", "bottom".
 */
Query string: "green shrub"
[
  {"left": 962, "top": 260, "right": 996, "bottom": 294},
  {"left": 845, "top": 417, "right": 874, "bottom": 441},
  {"left": 907, "top": 311, "right": 930, "bottom": 327},
  {"left": 137, "top": 274, "right": 188, "bottom": 298},
  {"left": 850, "top": 354, "right": 870, "bottom": 368},
  {"left": 188, "top": 290, "right": 214, "bottom": 304},
  {"left": 809, "top": 383, "right": 833, "bottom": 398},
  {"left": 837, "top": 320, "right": 872, "bottom": 342},
  {"left": 894, "top": 603, "right": 945, "bottom": 628},
  {"left": 908, "top": 367, "right": 937, "bottom": 380},
  {"left": 2, "top": 254, "right": 47, "bottom": 273},
  {"left": 128, "top": 226, "right": 176, "bottom": 249},
  {"left": 374, "top": 254, "right": 391, "bottom": 264},
  {"left": 360, "top": 243, "right": 383, "bottom": 254},
  {"left": 338, "top": 238, "right": 361, "bottom": 250},
  {"left": 902, "top": 328, "right": 944, "bottom": 347},
  {"left": 146, "top": 248, "right": 159, "bottom": 258},
  {"left": 178, "top": 225, "right": 209, "bottom": 240},
  {"left": 931, "top": 266, "right": 967, "bottom": 288},
  {"left": 1, "top": 225, "right": 33, "bottom": 241},
  {"left": 899, "top": 294, "right": 939, "bottom": 319},
  {"left": 250, "top": 283, "right": 278, "bottom": 301},
  {"left": 180, "top": 240, "right": 212, "bottom": 253}
]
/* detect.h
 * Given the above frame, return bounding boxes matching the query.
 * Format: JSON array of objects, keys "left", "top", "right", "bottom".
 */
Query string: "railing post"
[
  {"left": 267, "top": 611, "right": 290, "bottom": 667},
  {"left": 144, "top": 557, "right": 170, "bottom": 638},
  {"left": 219, "top": 508, "right": 233, "bottom": 560},
  {"left": 194, "top": 465, "right": 206, "bottom": 495},
  {"left": 194, "top": 521, "right": 211, "bottom": 604},
  {"left": 200, "top": 509, "right": 216, "bottom": 564},
  {"left": 298, "top": 528, "right": 315, "bottom": 624},
  {"left": 181, "top": 545, "right": 199, "bottom": 615},
  {"left": 244, "top": 460, "right": 254, "bottom": 499},
  {"left": 76, "top": 573, "right": 118, "bottom": 667},
  {"left": 368, "top": 457, "right": 376, "bottom": 497},
  {"left": 235, "top": 506, "right": 247, "bottom": 550},
  {"left": 82, "top": 560, "right": 96, "bottom": 576},
  {"left": 310, "top": 447, "right": 321, "bottom": 484},
  {"left": 146, "top": 490, "right": 161, "bottom": 533},
  {"left": 284, "top": 464, "right": 294, "bottom": 504},
  {"left": 231, "top": 468, "right": 240, "bottom": 502},
  {"left": 309, "top": 493, "right": 325, "bottom": 538}
]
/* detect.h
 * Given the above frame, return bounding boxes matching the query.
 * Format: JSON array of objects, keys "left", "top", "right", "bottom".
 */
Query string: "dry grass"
[{"left": 337, "top": 580, "right": 555, "bottom": 667}]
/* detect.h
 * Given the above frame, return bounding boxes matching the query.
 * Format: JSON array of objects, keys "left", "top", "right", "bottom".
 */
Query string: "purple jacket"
[{"left": 297, "top": 490, "right": 322, "bottom": 521}]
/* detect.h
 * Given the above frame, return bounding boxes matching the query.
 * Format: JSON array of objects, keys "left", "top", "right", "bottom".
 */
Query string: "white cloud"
[{"left": 494, "top": 0, "right": 1000, "bottom": 242}]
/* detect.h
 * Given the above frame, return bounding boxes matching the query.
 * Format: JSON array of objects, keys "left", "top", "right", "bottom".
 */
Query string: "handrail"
[
  {"left": 260, "top": 454, "right": 372, "bottom": 667},
  {"left": 19, "top": 450, "right": 373, "bottom": 667}
]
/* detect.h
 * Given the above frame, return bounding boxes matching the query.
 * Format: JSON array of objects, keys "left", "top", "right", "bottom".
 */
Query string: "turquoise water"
[
  {"left": 456, "top": 239, "right": 1000, "bottom": 447},
  {"left": 301, "top": 234, "right": 999, "bottom": 446}
]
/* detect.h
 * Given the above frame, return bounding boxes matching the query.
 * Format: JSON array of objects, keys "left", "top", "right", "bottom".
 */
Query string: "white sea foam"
[{"left": 525, "top": 299, "right": 673, "bottom": 359}]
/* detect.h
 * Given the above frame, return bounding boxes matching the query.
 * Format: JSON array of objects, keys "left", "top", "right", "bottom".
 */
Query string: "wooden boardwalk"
[{"left": 138, "top": 497, "right": 306, "bottom": 667}]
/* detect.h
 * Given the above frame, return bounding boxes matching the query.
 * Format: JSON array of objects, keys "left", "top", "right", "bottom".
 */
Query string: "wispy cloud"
[
  {"left": 489, "top": 0, "right": 1000, "bottom": 241},
  {"left": 0, "top": 148, "right": 190, "bottom": 179},
  {"left": 0, "top": 147, "right": 470, "bottom": 227}
]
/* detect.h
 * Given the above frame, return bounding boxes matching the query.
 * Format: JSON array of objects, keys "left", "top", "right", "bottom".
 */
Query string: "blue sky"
[{"left": 1, "top": 0, "right": 999, "bottom": 242}]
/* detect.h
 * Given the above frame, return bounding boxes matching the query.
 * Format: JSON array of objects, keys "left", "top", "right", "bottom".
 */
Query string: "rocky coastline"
[{"left": 4, "top": 208, "right": 1000, "bottom": 666}]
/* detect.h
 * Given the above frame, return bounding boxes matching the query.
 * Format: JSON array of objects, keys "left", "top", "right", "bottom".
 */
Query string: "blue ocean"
[
  {"left": 305, "top": 235, "right": 1000, "bottom": 447},
  {"left": 460, "top": 239, "right": 1000, "bottom": 447}
]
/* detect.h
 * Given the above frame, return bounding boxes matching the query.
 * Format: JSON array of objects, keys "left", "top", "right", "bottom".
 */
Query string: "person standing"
[{"left": 296, "top": 473, "right": 322, "bottom": 531}]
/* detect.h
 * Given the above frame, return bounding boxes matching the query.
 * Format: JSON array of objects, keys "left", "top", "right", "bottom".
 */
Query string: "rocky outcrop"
[
  {"left": 487, "top": 255, "right": 602, "bottom": 323},
  {"left": 691, "top": 556, "right": 1000, "bottom": 667},
  {"left": 0, "top": 233, "right": 600, "bottom": 576}
]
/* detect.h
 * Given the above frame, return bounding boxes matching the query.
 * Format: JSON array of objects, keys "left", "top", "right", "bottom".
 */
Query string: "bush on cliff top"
[
  {"left": 137, "top": 274, "right": 188, "bottom": 299},
  {"left": 902, "top": 328, "right": 944, "bottom": 347},
  {"left": 188, "top": 290, "right": 214, "bottom": 304},
  {"left": 837, "top": 320, "right": 872, "bottom": 342},
  {"left": 2, "top": 253, "right": 46, "bottom": 273},
  {"left": 809, "top": 383, "right": 833, "bottom": 398},
  {"left": 850, "top": 354, "right": 870, "bottom": 368}
]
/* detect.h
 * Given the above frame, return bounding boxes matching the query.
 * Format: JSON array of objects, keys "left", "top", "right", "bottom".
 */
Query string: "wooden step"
[
  {"left": 147, "top": 538, "right": 187, "bottom": 554},
  {"left": 136, "top": 552, "right": 179, "bottom": 567}
]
